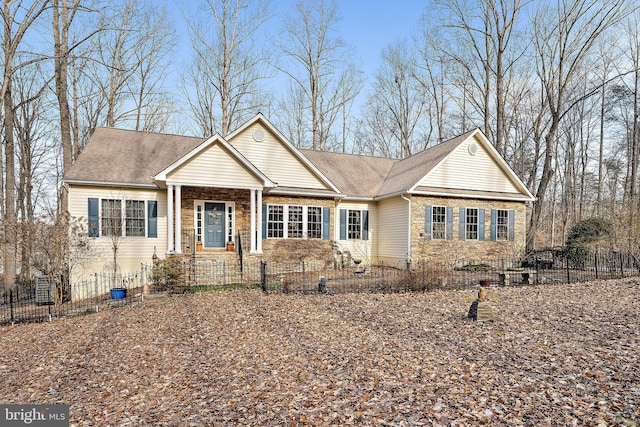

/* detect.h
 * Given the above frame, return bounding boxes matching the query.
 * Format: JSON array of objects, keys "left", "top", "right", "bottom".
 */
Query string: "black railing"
[{"left": 2, "top": 251, "right": 639, "bottom": 326}]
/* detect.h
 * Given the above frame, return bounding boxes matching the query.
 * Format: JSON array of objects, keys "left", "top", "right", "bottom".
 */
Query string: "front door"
[{"left": 204, "top": 202, "right": 225, "bottom": 248}]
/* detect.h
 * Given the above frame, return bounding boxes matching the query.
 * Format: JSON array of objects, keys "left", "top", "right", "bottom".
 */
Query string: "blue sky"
[
  {"left": 171, "top": 0, "right": 428, "bottom": 110},
  {"left": 335, "top": 1, "right": 425, "bottom": 72}
]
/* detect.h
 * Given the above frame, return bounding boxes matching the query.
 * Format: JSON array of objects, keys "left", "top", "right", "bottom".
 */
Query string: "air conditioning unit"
[{"left": 36, "top": 275, "right": 55, "bottom": 305}]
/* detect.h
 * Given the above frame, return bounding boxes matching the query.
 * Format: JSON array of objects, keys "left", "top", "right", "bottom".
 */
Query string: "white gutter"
[
  {"left": 62, "top": 179, "right": 158, "bottom": 189},
  {"left": 401, "top": 193, "right": 412, "bottom": 265}
]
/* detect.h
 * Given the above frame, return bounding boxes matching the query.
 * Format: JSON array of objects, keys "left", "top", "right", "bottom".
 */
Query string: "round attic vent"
[
  {"left": 468, "top": 143, "right": 478, "bottom": 155},
  {"left": 252, "top": 129, "right": 265, "bottom": 142}
]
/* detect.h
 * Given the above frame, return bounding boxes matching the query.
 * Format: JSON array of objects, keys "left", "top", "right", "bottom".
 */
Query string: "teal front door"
[{"left": 204, "top": 202, "right": 225, "bottom": 248}]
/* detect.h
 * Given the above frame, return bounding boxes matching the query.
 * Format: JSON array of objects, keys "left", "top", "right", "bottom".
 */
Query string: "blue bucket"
[{"left": 110, "top": 288, "right": 127, "bottom": 299}]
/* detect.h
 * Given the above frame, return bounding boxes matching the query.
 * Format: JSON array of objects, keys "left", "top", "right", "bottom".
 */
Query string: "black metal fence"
[{"left": 1, "top": 251, "right": 638, "bottom": 326}]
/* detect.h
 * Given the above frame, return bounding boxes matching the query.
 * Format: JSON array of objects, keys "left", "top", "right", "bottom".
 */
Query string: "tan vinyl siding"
[
  {"left": 377, "top": 196, "right": 410, "bottom": 265},
  {"left": 229, "top": 124, "right": 329, "bottom": 190},
  {"left": 168, "top": 144, "right": 262, "bottom": 187},
  {"left": 335, "top": 201, "right": 377, "bottom": 264},
  {"left": 422, "top": 135, "right": 520, "bottom": 193},
  {"left": 67, "top": 185, "right": 167, "bottom": 281}
]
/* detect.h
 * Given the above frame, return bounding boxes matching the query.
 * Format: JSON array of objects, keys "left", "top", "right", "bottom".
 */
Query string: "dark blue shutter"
[
  {"left": 478, "top": 208, "right": 486, "bottom": 241},
  {"left": 339, "top": 209, "right": 347, "bottom": 240},
  {"left": 322, "top": 207, "right": 331, "bottom": 240},
  {"left": 262, "top": 205, "right": 267, "bottom": 239},
  {"left": 446, "top": 207, "right": 453, "bottom": 240},
  {"left": 362, "top": 210, "right": 369, "bottom": 240},
  {"left": 88, "top": 198, "right": 99, "bottom": 237},
  {"left": 458, "top": 208, "right": 466, "bottom": 240},
  {"left": 424, "top": 206, "right": 432, "bottom": 240},
  {"left": 148, "top": 201, "right": 158, "bottom": 238},
  {"left": 508, "top": 210, "right": 516, "bottom": 241}
]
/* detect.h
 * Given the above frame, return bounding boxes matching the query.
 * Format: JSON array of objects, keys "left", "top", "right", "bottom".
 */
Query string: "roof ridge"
[{"left": 93, "top": 126, "right": 206, "bottom": 140}]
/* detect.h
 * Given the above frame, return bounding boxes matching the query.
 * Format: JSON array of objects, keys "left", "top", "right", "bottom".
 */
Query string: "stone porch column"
[
  {"left": 174, "top": 184, "right": 182, "bottom": 254},
  {"left": 167, "top": 185, "right": 174, "bottom": 253}
]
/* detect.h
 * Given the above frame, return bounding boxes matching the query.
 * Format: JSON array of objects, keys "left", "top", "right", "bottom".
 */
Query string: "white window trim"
[
  {"left": 496, "top": 209, "right": 509, "bottom": 241},
  {"left": 267, "top": 204, "right": 323, "bottom": 239},
  {"left": 431, "top": 205, "right": 447, "bottom": 241},
  {"left": 99, "top": 197, "right": 148, "bottom": 238},
  {"left": 465, "top": 207, "right": 479, "bottom": 241}
]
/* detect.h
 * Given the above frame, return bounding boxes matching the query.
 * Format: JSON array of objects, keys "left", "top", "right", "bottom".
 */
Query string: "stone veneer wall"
[
  {"left": 410, "top": 196, "right": 527, "bottom": 264},
  {"left": 261, "top": 195, "right": 334, "bottom": 266},
  {"left": 179, "top": 189, "right": 335, "bottom": 265},
  {"left": 180, "top": 187, "right": 253, "bottom": 235}
]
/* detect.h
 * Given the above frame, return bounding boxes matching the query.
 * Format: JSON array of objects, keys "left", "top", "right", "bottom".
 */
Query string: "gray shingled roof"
[
  {"left": 64, "top": 128, "right": 205, "bottom": 186},
  {"left": 64, "top": 126, "right": 482, "bottom": 199},
  {"left": 300, "top": 150, "right": 396, "bottom": 198}
]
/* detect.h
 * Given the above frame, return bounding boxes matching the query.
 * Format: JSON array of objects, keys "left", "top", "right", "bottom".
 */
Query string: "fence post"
[
  {"left": 47, "top": 289, "right": 52, "bottom": 322},
  {"left": 302, "top": 260, "right": 306, "bottom": 292},
  {"left": 566, "top": 256, "right": 570, "bottom": 284},
  {"left": 594, "top": 252, "right": 598, "bottom": 280},
  {"left": 9, "top": 290, "right": 14, "bottom": 325},
  {"left": 94, "top": 273, "right": 99, "bottom": 313},
  {"left": 261, "top": 261, "right": 269, "bottom": 293}
]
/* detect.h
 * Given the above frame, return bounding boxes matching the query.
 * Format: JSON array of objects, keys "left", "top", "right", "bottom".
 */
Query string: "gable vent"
[
  {"left": 253, "top": 129, "right": 265, "bottom": 142},
  {"left": 468, "top": 143, "right": 478, "bottom": 155}
]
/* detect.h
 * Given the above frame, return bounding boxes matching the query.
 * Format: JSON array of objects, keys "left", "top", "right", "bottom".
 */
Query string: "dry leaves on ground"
[{"left": 0, "top": 279, "right": 638, "bottom": 426}]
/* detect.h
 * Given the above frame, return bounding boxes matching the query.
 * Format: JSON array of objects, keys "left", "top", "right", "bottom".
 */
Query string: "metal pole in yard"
[
  {"left": 566, "top": 256, "right": 570, "bottom": 284},
  {"left": 594, "top": 252, "right": 598, "bottom": 280},
  {"left": 302, "top": 260, "right": 306, "bottom": 292},
  {"left": 260, "top": 261, "right": 267, "bottom": 294},
  {"left": 9, "top": 290, "right": 14, "bottom": 325},
  {"left": 48, "top": 289, "right": 52, "bottom": 322},
  {"left": 94, "top": 273, "right": 99, "bottom": 313}
]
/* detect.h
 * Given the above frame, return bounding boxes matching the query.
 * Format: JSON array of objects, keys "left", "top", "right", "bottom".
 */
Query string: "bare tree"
[
  {"left": 182, "top": 0, "right": 273, "bottom": 137},
  {"left": 431, "top": 0, "right": 526, "bottom": 155},
  {"left": 415, "top": 26, "right": 453, "bottom": 145},
  {"left": 279, "top": 0, "right": 362, "bottom": 150},
  {"left": 1, "top": 0, "right": 49, "bottom": 287},
  {"left": 87, "top": 0, "right": 176, "bottom": 131},
  {"left": 526, "top": 0, "right": 628, "bottom": 251},
  {"left": 358, "top": 40, "right": 428, "bottom": 158},
  {"left": 13, "top": 63, "right": 54, "bottom": 283}
]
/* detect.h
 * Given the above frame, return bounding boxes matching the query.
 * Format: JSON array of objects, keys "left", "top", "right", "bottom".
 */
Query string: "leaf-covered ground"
[{"left": 0, "top": 279, "right": 639, "bottom": 426}]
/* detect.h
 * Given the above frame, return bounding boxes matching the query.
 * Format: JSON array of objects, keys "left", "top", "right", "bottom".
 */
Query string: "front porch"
[{"left": 166, "top": 186, "right": 264, "bottom": 256}]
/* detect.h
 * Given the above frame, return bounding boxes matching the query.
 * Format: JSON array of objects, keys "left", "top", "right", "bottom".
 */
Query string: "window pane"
[
  {"left": 496, "top": 209, "right": 509, "bottom": 241},
  {"left": 466, "top": 208, "right": 478, "bottom": 240},
  {"left": 347, "top": 210, "right": 361, "bottom": 240},
  {"left": 307, "top": 206, "right": 322, "bottom": 239},
  {"left": 267, "top": 205, "right": 284, "bottom": 238},
  {"left": 288, "top": 206, "right": 303, "bottom": 238},
  {"left": 125, "top": 200, "right": 145, "bottom": 237},
  {"left": 432, "top": 206, "right": 446, "bottom": 240},
  {"left": 101, "top": 199, "right": 122, "bottom": 237}
]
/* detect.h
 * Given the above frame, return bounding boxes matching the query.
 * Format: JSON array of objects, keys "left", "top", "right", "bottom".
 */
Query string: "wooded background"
[{"left": 2, "top": 0, "right": 639, "bottom": 285}]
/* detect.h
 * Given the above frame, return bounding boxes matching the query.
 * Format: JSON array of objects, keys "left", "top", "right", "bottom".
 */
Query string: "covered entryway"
[{"left": 204, "top": 202, "right": 226, "bottom": 248}]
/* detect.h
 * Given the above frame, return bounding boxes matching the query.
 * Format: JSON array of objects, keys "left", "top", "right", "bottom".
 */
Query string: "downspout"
[{"left": 401, "top": 193, "right": 412, "bottom": 267}]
